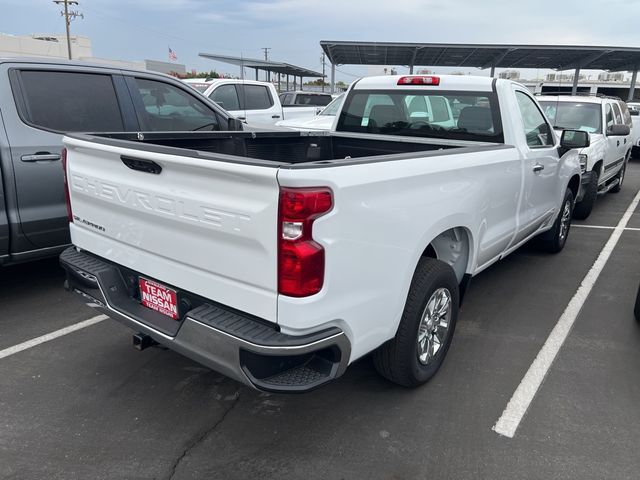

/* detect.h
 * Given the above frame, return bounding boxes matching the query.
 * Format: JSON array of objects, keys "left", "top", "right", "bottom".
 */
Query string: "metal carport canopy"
[
  {"left": 319, "top": 41, "right": 640, "bottom": 71},
  {"left": 199, "top": 53, "right": 324, "bottom": 78},
  {"left": 320, "top": 41, "right": 640, "bottom": 98}
]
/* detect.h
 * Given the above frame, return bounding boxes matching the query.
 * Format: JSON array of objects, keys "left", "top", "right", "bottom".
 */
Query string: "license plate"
[{"left": 139, "top": 277, "right": 179, "bottom": 320}]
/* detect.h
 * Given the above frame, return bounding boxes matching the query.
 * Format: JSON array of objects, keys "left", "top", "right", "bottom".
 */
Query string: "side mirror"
[
  {"left": 558, "top": 129, "right": 590, "bottom": 157},
  {"left": 227, "top": 117, "right": 244, "bottom": 131},
  {"left": 560, "top": 129, "right": 590, "bottom": 149},
  {"left": 630, "top": 110, "right": 639, "bottom": 116},
  {"left": 607, "top": 124, "right": 630, "bottom": 136}
]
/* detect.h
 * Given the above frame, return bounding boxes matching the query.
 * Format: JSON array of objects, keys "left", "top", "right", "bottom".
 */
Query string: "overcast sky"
[{"left": 3, "top": 0, "right": 640, "bottom": 81}]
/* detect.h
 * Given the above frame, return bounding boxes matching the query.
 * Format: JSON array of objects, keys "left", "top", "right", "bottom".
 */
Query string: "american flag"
[{"left": 168, "top": 47, "right": 177, "bottom": 62}]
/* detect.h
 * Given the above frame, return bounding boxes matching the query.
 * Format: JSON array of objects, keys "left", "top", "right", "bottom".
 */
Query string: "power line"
[
  {"left": 334, "top": 66, "right": 362, "bottom": 79},
  {"left": 53, "top": 0, "right": 83, "bottom": 60}
]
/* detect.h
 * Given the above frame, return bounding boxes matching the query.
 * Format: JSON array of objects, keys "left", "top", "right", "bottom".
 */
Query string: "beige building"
[
  {"left": 0, "top": 32, "right": 185, "bottom": 74},
  {"left": 0, "top": 32, "right": 92, "bottom": 59}
]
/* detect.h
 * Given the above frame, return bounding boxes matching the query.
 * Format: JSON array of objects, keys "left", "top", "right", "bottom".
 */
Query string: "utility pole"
[
  {"left": 261, "top": 48, "right": 271, "bottom": 82},
  {"left": 53, "top": 0, "right": 83, "bottom": 60},
  {"left": 320, "top": 52, "right": 326, "bottom": 92}
]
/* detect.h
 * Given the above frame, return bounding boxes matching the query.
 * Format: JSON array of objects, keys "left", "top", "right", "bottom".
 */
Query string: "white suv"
[{"left": 538, "top": 95, "right": 632, "bottom": 219}]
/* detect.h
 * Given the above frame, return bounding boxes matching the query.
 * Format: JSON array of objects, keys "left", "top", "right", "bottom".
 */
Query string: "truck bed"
[{"left": 70, "top": 131, "right": 503, "bottom": 166}]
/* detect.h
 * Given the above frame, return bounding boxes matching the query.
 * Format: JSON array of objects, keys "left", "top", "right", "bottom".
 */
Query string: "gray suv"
[{"left": 0, "top": 58, "right": 242, "bottom": 266}]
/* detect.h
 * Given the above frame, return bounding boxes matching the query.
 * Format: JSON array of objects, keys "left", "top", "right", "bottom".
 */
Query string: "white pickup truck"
[
  {"left": 201, "top": 79, "right": 322, "bottom": 125},
  {"left": 60, "top": 75, "right": 586, "bottom": 393}
]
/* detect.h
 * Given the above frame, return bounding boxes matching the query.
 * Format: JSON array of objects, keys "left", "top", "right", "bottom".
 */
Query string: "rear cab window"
[
  {"left": 15, "top": 70, "right": 125, "bottom": 132},
  {"left": 337, "top": 89, "right": 503, "bottom": 143},
  {"left": 294, "top": 94, "right": 332, "bottom": 106}
]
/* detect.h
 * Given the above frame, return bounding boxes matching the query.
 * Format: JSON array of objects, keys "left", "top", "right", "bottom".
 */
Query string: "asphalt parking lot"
[{"left": 1, "top": 162, "right": 640, "bottom": 480}]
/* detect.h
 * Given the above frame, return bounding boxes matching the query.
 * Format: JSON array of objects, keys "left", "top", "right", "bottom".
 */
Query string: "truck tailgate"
[{"left": 63, "top": 136, "right": 280, "bottom": 323}]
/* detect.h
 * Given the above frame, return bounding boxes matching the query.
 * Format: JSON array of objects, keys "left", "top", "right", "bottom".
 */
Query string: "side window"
[
  {"left": 619, "top": 102, "right": 632, "bottom": 126},
  {"left": 239, "top": 85, "right": 273, "bottom": 110},
  {"left": 361, "top": 94, "right": 396, "bottom": 127},
  {"left": 605, "top": 104, "right": 615, "bottom": 130},
  {"left": 282, "top": 94, "right": 292, "bottom": 105},
  {"left": 405, "top": 95, "right": 430, "bottom": 120},
  {"left": 430, "top": 96, "right": 451, "bottom": 122},
  {"left": 132, "top": 78, "right": 220, "bottom": 131},
  {"left": 612, "top": 102, "right": 623, "bottom": 124},
  {"left": 210, "top": 85, "right": 240, "bottom": 111},
  {"left": 515, "top": 91, "right": 554, "bottom": 147},
  {"left": 18, "top": 70, "right": 124, "bottom": 132}
]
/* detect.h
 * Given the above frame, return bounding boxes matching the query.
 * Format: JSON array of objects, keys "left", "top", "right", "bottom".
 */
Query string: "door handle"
[
  {"left": 272, "top": 115, "right": 281, "bottom": 119},
  {"left": 21, "top": 153, "right": 61, "bottom": 162},
  {"left": 533, "top": 163, "right": 544, "bottom": 173},
  {"left": 237, "top": 116, "right": 246, "bottom": 120}
]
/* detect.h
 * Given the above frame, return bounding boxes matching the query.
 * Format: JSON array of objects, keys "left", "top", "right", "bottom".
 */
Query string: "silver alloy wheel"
[
  {"left": 417, "top": 287, "right": 452, "bottom": 365},
  {"left": 559, "top": 199, "right": 571, "bottom": 242}
]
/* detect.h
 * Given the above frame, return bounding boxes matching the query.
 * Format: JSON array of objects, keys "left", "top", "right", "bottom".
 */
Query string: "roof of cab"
[
  {"left": 352, "top": 74, "right": 498, "bottom": 92},
  {"left": 0, "top": 56, "right": 174, "bottom": 78},
  {"left": 535, "top": 95, "right": 608, "bottom": 104},
  {"left": 280, "top": 90, "right": 332, "bottom": 95}
]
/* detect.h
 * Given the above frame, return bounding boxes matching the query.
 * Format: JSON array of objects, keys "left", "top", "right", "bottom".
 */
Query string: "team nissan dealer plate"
[{"left": 139, "top": 277, "right": 179, "bottom": 320}]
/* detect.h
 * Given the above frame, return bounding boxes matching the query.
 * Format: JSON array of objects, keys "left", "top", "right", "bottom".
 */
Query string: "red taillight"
[
  {"left": 397, "top": 75, "right": 440, "bottom": 86},
  {"left": 278, "top": 187, "right": 333, "bottom": 297},
  {"left": 61, "top": 148, "right": 73, "bottom": 222}
]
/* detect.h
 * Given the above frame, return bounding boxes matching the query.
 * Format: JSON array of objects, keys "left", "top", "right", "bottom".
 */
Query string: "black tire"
[
  {"left": 538, "top": 188, "right": 574, "bottom": 254},
  {"left": 573, "top": 173, "right": 597, "bottom": 220},
  {"left": 634, "top": 281, "right": 640, "bottom": 322},
  {"left": 610, "top": 158, "right": 627, "bottom": 193},
  {"left": 373, "top": 257, "right": 459, "bottom": 387}
]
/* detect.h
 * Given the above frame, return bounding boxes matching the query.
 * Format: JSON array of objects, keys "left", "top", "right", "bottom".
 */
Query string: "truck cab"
[
  {"left": 204, "top": 79, "right": 283, "bottom": 124},
  {"left": 537, "top": 94, "right": 632, "bottom": 219}
]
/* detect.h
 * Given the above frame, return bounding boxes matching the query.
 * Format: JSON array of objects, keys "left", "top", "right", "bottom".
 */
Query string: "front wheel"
[
  {"left": 373, "top": 257, "right": 459, "bottom": 387},
  {"left": 538, "top": 188, "right": 574, "bottom": 254},
  {"left": 573, "top": 173, "right": 597, "bottom": 220}
]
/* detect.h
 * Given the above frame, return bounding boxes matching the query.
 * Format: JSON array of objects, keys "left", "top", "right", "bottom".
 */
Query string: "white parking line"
[
  {"left": 493, "top": 188, "right": 640, "bottom": 438},
  {"left": 573, "top": 224, "right": 640, "bottom": 231},
  {"left": 0, "top": 315, "right": 107, "bottom": 361}
]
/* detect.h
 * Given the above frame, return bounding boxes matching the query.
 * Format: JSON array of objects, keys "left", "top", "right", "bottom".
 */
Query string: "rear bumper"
[{"left": 60, "top": 247, "right": 351, "bottom": 393}]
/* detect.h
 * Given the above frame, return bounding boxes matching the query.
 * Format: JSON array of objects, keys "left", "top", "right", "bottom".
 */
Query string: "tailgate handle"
[{"left": 121, "top": 156, "right": 162, "bottom": 174}]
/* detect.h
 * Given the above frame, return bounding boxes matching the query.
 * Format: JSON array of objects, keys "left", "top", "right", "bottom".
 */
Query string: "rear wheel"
[
  {"left": 573, "top": 173, "right": 597, "bottom": 220},
  {"left": 373, "top": 257, "right": 459, "bottom": 387},
  {"left": 539, "top": 188, "right": 574, "bottom": 254}
]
